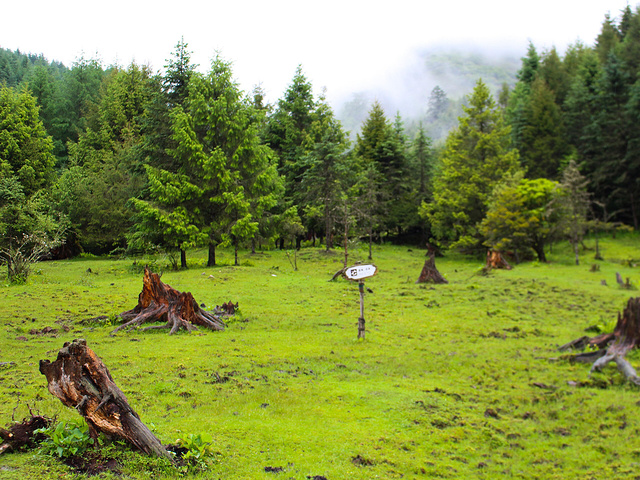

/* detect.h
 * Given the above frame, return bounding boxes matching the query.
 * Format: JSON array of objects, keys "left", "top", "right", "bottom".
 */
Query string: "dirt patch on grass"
[{"left": 64, "top": 453, "right": 120, "bottom": 476}]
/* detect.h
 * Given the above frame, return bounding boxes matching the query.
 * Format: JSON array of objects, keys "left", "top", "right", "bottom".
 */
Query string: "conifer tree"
[
  {"left": 557, "top": 160, "right": 590, "bottom": 265},
  {"left": 519, "top": 77, "right": 570, "bottom": 179},
  {"left": 265, "top": 66, "right": 316, "bottom": 208},
  {"left": 131, "top": 56, "right": 282, "bottom": 267},
  {"left": 596, "top": 13, "right": 621, "bottom": 64},
  {"left": 424, "top": 80, "right": 520, "bottom": 251},
  {"left": 299, "top": 96, "right": 352, "bottom": 250},
  {"left": 355, "top": 101, "right": 408, "bottom": 235},
  {"left": 580, "top": 52, "right": 632, "bottom": 226}
]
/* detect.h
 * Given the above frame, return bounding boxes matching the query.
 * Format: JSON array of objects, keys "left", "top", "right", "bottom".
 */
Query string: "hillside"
[{"left": 337, "top": 48, "right": 520, "bottom": 140}]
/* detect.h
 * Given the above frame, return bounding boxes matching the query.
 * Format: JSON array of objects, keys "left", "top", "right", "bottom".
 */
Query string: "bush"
[{"left": 35, "top": 420, "right": 94, "bottom": 458}]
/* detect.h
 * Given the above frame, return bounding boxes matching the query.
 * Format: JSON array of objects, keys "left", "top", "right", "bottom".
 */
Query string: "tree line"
[{"left": 0, "top": 5, "right": 638, "bottom": 281}]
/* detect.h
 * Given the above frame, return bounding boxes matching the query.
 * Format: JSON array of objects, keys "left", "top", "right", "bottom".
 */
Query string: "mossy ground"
[{"left": 0, "top": 233, "right": 639, "bottom": 479}]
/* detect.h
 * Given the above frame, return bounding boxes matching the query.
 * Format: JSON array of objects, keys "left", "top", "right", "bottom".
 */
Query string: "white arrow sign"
[{"left": 344, "top": 264, "right": 377, "bottom": 280}]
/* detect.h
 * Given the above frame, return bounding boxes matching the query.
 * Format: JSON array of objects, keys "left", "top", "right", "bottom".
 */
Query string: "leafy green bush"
[
  {"left": 174, "top": 433, "right": 215, "bottom": 471},
  {"left": 36, "top": 420, "right": 94, "bottom": 458}
]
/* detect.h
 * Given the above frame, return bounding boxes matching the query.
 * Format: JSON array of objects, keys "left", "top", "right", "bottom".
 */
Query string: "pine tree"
[
  {"left": 265, "top": 66, "right": 316, "bottom": 207},
  {"left": 300, "top": 97, "right": 352, "bottom": 250},
  {"left": 519, "top": 77, "right": 570, "bottom": 179},
  {"left": 132, "top": 56, "right": 282, "bottom": 267},
  {"left": 425, "top": 80, "right": 521, "bottom": 251},
  {"left": 557, "top": 160, "right": 590, "bottom": 265},
  {"left": 539, "top": 47, "right": 570, "bottom": 105},
  {"left": 427, "top": 86, "right": 449, "bottom": 122},
  {"left": 595, "top": 13, "right": 621, "bottom": 64},
  {"left": 581, "top": 52, "right": 631, "bottom": 226},
  {"left": 355, "top": 101, "right": 408, "bottom": 234}
]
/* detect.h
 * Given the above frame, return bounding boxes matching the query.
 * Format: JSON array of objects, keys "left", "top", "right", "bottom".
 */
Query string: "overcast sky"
[{"left": 1, "top": 0, "right": 634, "bottom": 105}]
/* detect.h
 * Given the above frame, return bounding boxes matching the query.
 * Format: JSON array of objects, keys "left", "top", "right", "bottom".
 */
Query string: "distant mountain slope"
[{"left": 337, "top": 48, "right": 520, "bottom": 141}]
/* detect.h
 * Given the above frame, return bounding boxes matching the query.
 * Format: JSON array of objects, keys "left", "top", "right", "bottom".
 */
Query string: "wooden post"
[
  {"left": 343, "top": 264, "right": 377, "bottom": 341},
  {"left": 358, "top": 280, "right": 366, "bottom": 339}
]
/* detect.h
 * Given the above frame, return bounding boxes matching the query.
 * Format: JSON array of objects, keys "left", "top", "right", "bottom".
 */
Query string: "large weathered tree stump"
[
  {"left": 485, "top": 250, "right": 512, "bottom": 270},
  {"left": 39, "top": 339, "right": 171, "bottom": 459},
  {"left": 562, "top": 297, "right": 640, "bottom": 385},
  {"left": 112, "top": 267, "right": 226, "bottom": 335},
  {"left": 416, "top": 250, "right": 448, "bottom": 284}
]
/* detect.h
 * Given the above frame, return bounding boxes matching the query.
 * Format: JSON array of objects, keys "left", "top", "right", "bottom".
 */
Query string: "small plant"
[
  {"left": 36, "top": 420, "right": 94, "bottom": 458},
  {"left": 174, "top": 432, "right": 216, "bottom": 471}
]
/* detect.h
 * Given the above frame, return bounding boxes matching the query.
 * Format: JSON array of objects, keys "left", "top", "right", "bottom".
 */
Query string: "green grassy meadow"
[{"left": 0, "top": 234, "right": 639, "bottom": 479}]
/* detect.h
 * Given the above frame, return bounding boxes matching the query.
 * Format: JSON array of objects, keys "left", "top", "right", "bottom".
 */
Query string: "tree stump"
[
  {"left": 485, "top": 250, "right": 512, "bottom": 270},
  {"left": 39, "top": 339, "right": 171, "bottom": 459},
  {"left": 112, "top": 267, "right": 226, "bottom": 335},
  {"left": 416, "top": 251, "right": 448, "bottom": 284},
  {"left": 563, "top": 297, "right": 640, "bottom": 384},
  {"left": 0, "top": 415, "right": 52, "bottom": 455}
]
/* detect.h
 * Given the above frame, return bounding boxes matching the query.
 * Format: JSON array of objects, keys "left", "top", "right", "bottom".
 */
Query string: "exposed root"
[{"left": 111, "top": 267, "right": 227, "bottom": 335}]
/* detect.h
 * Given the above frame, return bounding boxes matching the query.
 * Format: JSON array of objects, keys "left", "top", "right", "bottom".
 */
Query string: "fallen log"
[
  {"left": 39, "top": 339, "right": 171, "bottom": 460},
  {"left": 112, "top": 267, "right": 226, "bottom": 335},
  {"left": 563, "top": 297, "right": 640, "bottom": 384}
]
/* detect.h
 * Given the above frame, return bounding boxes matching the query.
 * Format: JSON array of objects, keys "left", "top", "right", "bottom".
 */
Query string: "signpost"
[{"left": 343, "top": 264, "right": 377, "bottom": 339}]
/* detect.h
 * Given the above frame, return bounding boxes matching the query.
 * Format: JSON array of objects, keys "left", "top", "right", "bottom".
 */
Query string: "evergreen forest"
[{"left": 1, "top": 4, "right": 640, "bottom": 280}]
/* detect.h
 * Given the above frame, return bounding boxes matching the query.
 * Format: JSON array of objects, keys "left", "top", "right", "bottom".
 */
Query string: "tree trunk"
[
  {"left": 325, "top": 215, "right": 332, "bottom": 250},
  {"left": 39, "top": 339, "right": 172, "bottom": 460},
  {"left": 180, "top": 249, "right": 187, "bottom": 269},
  {"left": 416, "top": 251, "right": 448, "bottom": 284},
  {"left": 357, "top": 281, "right": 365, "bottom": 339},
  {"left": 594, "top": 230, "right": 603, "bottom": 260},
  {"left": 208, "top": 242, "right": 216, "bottom": 267},
  {"left": 111, "top": 267, "right": 226, "bottom": 335},
  {"left": 533, "top": 242, "right": 547, "bottom": 263},
  {"left": 343, "top": 220, "right": 349, "bottom": 269},
  {"left": 631, "top": 192, "right": 638, "bottom": 231},
  {"left": 234, "top": 237, "right": 239, "bottom": 266}
]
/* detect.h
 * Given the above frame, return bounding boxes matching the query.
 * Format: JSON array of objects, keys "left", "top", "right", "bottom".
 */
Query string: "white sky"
[{"left": 1, "top": 0, "right": 634, "bottom": 106}]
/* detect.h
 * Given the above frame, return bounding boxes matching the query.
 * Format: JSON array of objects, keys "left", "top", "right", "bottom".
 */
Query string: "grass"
[{"left": 0, "top": 232, "right": 639, "bottom": 479}]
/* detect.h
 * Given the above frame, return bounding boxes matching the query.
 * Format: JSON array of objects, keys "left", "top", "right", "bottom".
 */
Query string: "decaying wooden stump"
[
  {"left": 0, "top": 415, "right": 52, "bottom": 455},
  {"left": 39, "top": 339, "right": 171, "bottom": 459},
  {"left": 416, "top": 251, "right": 448, "bottom": 284},
  {"left": 562, "top": 297, "right": 640, "bottom": 385},
  {"left": 485, "top": 250, "right": 512, "bottom": 270},
  {"left": 112, "top": 267, "right": 226, "bottom": 335}
]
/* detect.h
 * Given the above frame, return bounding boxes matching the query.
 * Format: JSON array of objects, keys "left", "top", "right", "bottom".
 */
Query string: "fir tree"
[{"left": 425, "top": 80, "right": 521, "bottom": 251}]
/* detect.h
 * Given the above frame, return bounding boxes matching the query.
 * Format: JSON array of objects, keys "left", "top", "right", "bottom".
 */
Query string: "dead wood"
[
  {"left": 39, "top": 339, "right": 171, "bottom": 460},
  {"left": 485, "top": 250, "right": 512, "bottom": 270},
  {"left": 330, "top": 267, "right": 346, "bottom": 281},
  {"left": 112, "top": 267, "right": 226, "bottom": 335},
  {"left": 416, "top": 251, "right": 448, "bottom": 284},
  {"left": 0, "top": 415, "right": 52, "bottom": 454},
  {"left": 563, "top": 297, "right": 640, "bottom": 384}
]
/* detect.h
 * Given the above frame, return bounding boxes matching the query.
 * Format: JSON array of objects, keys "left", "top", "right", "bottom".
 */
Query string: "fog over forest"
[{"left": 334, "top": 44, "right": 521, "bottom": 139}]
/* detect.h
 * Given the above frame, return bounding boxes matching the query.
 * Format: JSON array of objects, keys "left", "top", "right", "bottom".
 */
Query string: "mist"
[{"left": 328, "top": 42, "right": 524, "bottom": 140}]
